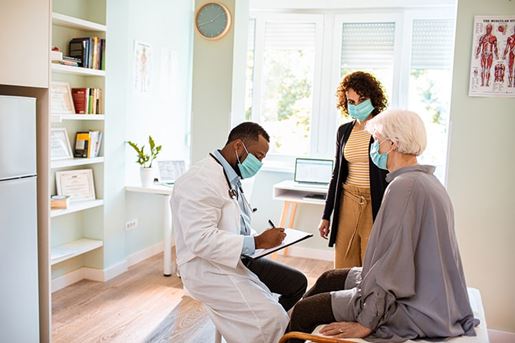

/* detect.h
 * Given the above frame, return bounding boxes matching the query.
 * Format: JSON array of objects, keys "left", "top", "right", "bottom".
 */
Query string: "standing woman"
[{"left": 319, "top": 71, "right": 389, "bottom": 268}]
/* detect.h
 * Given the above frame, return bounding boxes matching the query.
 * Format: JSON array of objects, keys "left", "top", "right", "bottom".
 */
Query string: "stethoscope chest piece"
[{"left": 228, "top": 188, "right": 238, "bottom": 199}]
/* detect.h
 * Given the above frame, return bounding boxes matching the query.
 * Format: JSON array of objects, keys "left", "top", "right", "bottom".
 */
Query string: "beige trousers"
[{"left": 334, "top": 184, "right": 373, "bottom": 269}]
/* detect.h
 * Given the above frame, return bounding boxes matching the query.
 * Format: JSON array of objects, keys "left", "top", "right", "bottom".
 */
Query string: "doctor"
[{"left": 172, "top": 122, "right": 307, "bottom": 343}]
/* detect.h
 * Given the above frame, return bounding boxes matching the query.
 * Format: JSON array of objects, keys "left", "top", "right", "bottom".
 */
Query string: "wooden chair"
[{"left": 279, "top": 333, "right": 354, "bottom": 343}]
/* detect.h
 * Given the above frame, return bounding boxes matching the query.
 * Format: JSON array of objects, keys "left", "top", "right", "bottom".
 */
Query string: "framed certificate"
[
  {"left": 56, "top": 169, "right": 96, "bottom": 201},
  {"left": 50, "top": 128, "right": 73, "bottom": 160},
  {"left": 51, "top": 81, "right": 75, "bottom": 114}
]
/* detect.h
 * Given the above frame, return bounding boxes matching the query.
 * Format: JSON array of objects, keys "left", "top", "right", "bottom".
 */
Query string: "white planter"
[{"left": 140, "top": 167, "right": 154, "bottom": 187}]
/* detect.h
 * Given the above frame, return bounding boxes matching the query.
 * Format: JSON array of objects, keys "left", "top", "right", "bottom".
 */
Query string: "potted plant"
[{"left": 128, "top": 135, "right": 162, "bottom": 187}]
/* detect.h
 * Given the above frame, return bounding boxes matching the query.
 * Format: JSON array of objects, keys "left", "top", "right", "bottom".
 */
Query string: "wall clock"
[{"left": 195, "top": 2, "right": 232, "bottom": 40}]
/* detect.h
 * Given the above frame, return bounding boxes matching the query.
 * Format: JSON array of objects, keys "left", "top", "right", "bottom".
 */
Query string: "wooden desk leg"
[
  {"left": 272, "top": 201, "right": 291, "bottom": 260},
  {"left": 163, "top": 194, "right": 173, "bottom": 277},
  {"left": 283, "top": 202, "right": 298, "bottom": 256},
  {"left": 279, "top": 201, "right": 290, "bottom": 227}
]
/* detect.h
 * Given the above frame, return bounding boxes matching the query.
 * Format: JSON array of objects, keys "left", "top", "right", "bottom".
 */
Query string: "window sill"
[{"left": 261, "top": 160, "right": 294, "bottom": 173}]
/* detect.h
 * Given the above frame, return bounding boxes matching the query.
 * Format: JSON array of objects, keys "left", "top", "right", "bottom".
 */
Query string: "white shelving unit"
[
  {"left": 52, "top": 114, "right": 105, "bottom": 122},
  {"left": 51, "top": 63, "right": 106, "bottom": 77},
  {"left": 51, "top": 238, "right": 103, "bottom": 265},
  {"left": 51, "top": 157, "right": 104, "bottom": 169},
  {"left": 50, "top": 3, "right": 107, "bottom": 287},
  {"left": 51, "top": 199, "right": 104, "bottom": 218},
  {"left": 52, "top": 12, "right": 106, "bottom": 32}
]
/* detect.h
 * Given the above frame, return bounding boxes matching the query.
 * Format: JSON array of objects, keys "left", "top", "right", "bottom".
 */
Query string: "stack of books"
[
  {"left": 69, "top": 37, "right": 106, "bottom": 70},
  {"left": 51, "top": 49, "right": 82, "bottom": 67},
  {"left": 74, "top": 131, "right": 103, "bottom": 158},
  {"left": 71, "top": 88, "right": 103, "bottom": 114}
]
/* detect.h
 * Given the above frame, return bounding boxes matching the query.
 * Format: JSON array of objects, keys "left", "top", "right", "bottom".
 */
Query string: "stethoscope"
[{"left": 210, "top": 153, "right": 257, "bottom": 213}]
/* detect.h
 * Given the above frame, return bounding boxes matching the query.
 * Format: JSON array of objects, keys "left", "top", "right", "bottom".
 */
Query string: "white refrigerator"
[{"left": 0, "top": 95, "right": 40, "bottom": 342}]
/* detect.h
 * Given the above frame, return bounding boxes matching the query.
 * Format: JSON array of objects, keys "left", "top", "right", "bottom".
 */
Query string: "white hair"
[{"left": 365, "top": 109, "right": 427, "bottom": 156}]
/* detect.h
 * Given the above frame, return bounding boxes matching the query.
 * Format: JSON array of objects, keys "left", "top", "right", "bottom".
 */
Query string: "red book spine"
[{"left": 71, "top": 88, "right": 87, "bottom": 114}]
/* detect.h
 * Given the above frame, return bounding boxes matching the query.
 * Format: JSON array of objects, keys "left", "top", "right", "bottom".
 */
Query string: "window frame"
[{"left": 244, "top": 7, "right": 456, "bottom": 176}]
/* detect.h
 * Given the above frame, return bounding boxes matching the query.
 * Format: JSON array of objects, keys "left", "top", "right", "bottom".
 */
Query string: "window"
[
  {"left": 339, "top": 22, "right": 396, "bottom": 99},
  {"left": 247, "top": 15, "right": 322, "bottom": 156},
  {"left": 243, "top": 8, "right": 456, "bottom": 182},
  {"left": 244, "top": 19, "right": 256, "bottom": 120},
  {"left": 408, "top": 19, "right": 455, "bottom": 181}
]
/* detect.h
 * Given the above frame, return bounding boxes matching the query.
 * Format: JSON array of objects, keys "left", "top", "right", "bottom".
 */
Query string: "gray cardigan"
[{"left": 331, "top": 165, "right": 479, "bottom": 342}]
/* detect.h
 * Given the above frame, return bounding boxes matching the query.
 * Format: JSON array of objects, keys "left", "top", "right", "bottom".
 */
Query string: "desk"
[
  {"left": 125, "top": 184, "right": 176, "bottom": 276},
  {"left": 273, "top": 180, "right": 328, "bottom": 254}
]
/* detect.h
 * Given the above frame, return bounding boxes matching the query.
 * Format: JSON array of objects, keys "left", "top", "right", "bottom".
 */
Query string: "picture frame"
[
  {"left": 56, "top": 169, "right": 96, "bottom": 201},
  {"left": 51, "top": 81, "right": 75, "bottom": 114},
  {"left": 50, "top": 128, "right": 73, "bottom": 160}
]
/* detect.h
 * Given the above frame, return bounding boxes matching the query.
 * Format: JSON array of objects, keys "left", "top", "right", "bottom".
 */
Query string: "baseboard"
[
  {"left": 52, "top": 268, "right": 87, "bottom": 293},
  {"left": 101, "top": 260, "right": 129, "bottom": 281},
  {"left": 127, "top": 242, "right": 164, "bottom": 267},
  {"left": 51, "top": 242, "right": 164, "bottom": 292},
  {"left": 280, "top": 246, "right": 333, "bottom": 262},
  {"left": 488, "top": 329, "right": 515, "bottom": 343}
]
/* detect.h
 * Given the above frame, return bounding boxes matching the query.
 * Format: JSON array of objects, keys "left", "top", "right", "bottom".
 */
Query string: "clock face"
[{"left": 196, "top": 3, "right": 231, "bottom": 40}]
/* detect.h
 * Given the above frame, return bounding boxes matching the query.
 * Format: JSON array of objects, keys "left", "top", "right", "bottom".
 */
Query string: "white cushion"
[{"left": 310, "top": 288, "right": 489, "bottom": 343}]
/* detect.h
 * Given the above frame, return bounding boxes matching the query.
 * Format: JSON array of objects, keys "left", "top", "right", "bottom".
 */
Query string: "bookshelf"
[
  {"left": 51, "top": 114, "right": 105, "bottom": 123},
  {"left": 51, "top": 64, "right": 106, "bottom": 77},
  {"left": 50, "top": 0, "right": 106, "bottom": 287},
  {"left": 50, "top": 199, "right": 104, "bottom": 218},
  {"left": 51, "top": 238, "right": 103, "bottom": 265},
  {"left": 51, "top": 157, "right": 104, "bottom": 169},
  {"left": 52, "top": 12, "right": 106, "bottom": 32}
]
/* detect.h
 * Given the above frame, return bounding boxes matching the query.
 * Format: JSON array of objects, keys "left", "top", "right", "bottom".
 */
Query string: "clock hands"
[{"left": 197, "top": 12, "right": 222, "bottom": 27}]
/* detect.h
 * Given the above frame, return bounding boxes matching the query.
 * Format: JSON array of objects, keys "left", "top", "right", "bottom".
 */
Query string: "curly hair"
[{"left": 336, "top": 71, "right": 388, "bottom": 118}]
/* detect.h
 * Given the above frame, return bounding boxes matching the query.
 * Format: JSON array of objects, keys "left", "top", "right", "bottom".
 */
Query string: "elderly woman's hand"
[{"left": 319, "top": 321, "right": 372, "bottom": 338}]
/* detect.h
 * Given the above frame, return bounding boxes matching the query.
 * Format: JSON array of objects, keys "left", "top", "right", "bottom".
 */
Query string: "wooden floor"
[{"left": 52, "top": 253, "right": 333, "bottom": 343}]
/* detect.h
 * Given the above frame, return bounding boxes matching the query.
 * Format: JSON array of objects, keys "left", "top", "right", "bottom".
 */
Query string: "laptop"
[
  {"left": 157, "top": 160, "right": 185, "bottom": 185},
  {"left": 294, "top": 158, "right": 334, "bottom": 186}
]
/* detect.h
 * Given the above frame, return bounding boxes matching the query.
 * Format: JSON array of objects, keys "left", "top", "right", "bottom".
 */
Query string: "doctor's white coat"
[{"left": 171, "top": 156, "right": 289, "bottom": 343}]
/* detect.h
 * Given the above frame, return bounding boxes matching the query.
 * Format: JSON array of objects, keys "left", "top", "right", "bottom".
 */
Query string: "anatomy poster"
[{"left": 469, "top": 16, "right": 515, "bottom": 97}]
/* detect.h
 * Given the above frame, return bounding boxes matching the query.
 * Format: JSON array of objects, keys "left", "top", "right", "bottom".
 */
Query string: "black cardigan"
[{"left": 322, "top": 121, "right": 389, "bottom": 247}]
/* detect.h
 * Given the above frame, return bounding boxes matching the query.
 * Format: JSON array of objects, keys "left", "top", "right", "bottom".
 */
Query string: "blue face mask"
[
  {"left": 370, "top": 140, "right": 389, "bottom": 170},
  {"left": 236, "top": 143, "right": 263, "bottom": 179},
  {"left": 347, "top": 99, "right": 374, "bottom": 121}
]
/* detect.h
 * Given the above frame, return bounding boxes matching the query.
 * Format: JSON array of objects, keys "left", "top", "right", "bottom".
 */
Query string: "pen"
[{"left": 268, "top": 219, "right": 276, "bottom": 228}]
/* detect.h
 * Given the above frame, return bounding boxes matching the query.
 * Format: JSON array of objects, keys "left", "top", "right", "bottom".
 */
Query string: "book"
[
  {"left": 50, "top": 195, "right": 70, "bottom": 209},
  {"left": 74, "top": 131, "right": 102, "bottom": 158},
  {"left": 69, "top": 37, "right": 90, "bottom": 68},
  {"left": 243, "top": 228, "right": 313, "bottom": 259},
  {"left": 71, "top": 88, "right": 87, "bottom": 114},
  {"left": 74, "top": 132, "right": 90, "bottom": 158}
]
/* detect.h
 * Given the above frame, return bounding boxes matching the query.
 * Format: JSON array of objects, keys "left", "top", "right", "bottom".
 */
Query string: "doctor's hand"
[
  {"left": 319, "top": 219, "right": 330, "bottom": 239},
  {"left": 254, "top": 228, "right": 286, "bottom": 249}
]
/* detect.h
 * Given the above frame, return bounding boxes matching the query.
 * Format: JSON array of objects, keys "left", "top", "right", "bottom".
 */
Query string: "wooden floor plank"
[{"left": 52, "top": 253, "right": 333, "bottom": 343}]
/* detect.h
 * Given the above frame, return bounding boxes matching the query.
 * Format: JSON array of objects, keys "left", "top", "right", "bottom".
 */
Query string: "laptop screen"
[
  {"left": 294, "top": 158, "right": 334, "bottom": 184},
  {"left": 157, "top": 160, "right": 185, "bottom": 184}
]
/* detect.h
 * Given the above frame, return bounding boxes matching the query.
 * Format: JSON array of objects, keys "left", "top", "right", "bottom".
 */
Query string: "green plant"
[{"left": 127, "top": 135, "right": 162, "bottom": 168}]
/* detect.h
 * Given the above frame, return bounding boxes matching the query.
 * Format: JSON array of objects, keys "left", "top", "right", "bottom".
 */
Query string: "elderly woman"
[{"left": 285, "top": 109, "right": 478, "bottom": 342}]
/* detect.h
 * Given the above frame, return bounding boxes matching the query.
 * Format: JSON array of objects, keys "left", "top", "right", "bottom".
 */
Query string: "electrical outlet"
[{"left": 125, "top": 219, "right": 138, "bottom": 231}]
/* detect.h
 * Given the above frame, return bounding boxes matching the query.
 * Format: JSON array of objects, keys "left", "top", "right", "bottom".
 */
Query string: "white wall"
[{"left": 447, "top": 0, "right": 515, "bottom": 333}]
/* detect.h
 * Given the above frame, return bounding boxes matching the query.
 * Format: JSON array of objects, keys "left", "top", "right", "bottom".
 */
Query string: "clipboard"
[{"left": 244, "top": 228, "right": 313, "bottom": 260}]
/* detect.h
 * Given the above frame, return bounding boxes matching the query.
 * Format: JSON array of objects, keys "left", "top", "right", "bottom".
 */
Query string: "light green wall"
[
  {"left": 447, "top": 0, "right": 515, "bottom": 332},
  {"left": 190, "top": 0, "right": 237, "bottom": 163},
  {"left": 104, "top": 0, "right": 193, "bottom": 268}
]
